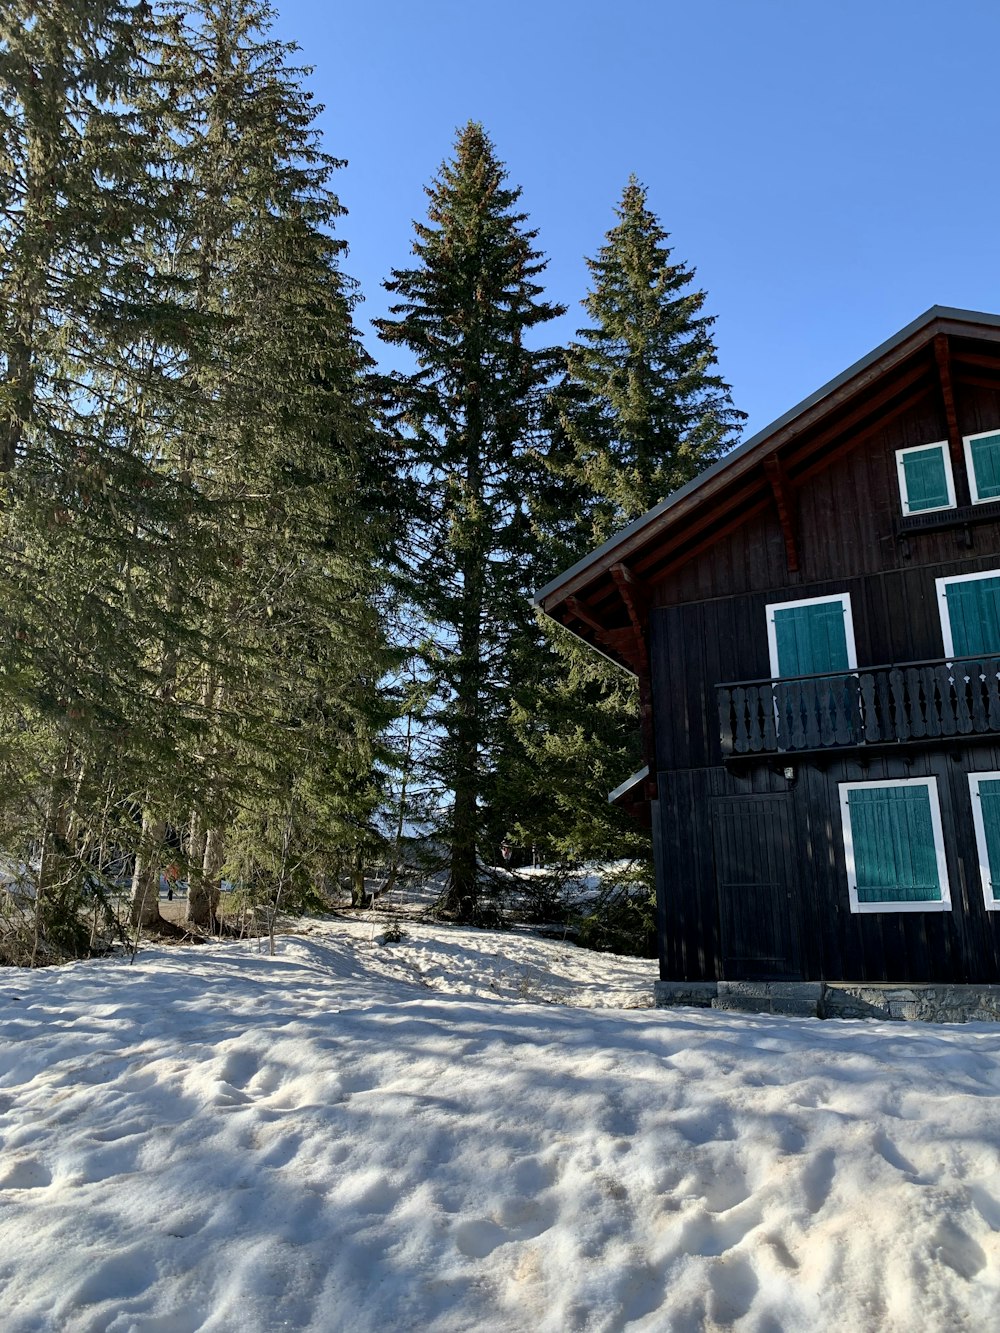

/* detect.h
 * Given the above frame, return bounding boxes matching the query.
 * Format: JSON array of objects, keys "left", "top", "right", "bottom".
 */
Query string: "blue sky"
[{"left": 269, "top": 0, "right": 1000, "bottom": 440}]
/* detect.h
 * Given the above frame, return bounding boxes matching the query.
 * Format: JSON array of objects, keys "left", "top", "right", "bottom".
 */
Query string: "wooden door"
[{"left": 711, "top": 794, "right": 802, "bottom": 980}]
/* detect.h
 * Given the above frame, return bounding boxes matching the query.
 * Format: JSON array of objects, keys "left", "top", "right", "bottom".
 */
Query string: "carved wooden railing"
[{"left": 717, "top": 657, "right": 1000, "bottom": 756}]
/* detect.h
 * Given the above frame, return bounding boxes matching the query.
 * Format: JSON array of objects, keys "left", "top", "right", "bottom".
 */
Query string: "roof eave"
[{"left": 533, "top": 305, "right": 1000, "bottom": 613}]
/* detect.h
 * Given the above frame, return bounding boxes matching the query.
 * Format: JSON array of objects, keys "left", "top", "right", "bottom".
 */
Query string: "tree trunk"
[
  {"left": 350, "top": 854, "right": 368, "bottom": 909},
  {"left": 443, "top": 378, "right": 485, "bottom": 920},
  {"left": 129, "top": 813, "right": 164, "bottom": 929},
  {"left": 0, "top": 27, "right": 63, "bottom": 472},
  {"left": 188, "top": 825, "right": 223, "bottom": 928}
]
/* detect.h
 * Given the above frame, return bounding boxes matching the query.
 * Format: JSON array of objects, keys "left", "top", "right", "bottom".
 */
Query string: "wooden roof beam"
[
  {"left": 565, "top": 594, "right": 614, "bottom": 640},
  {"left": 949, "top": 347, "right": 1000, "bottom": 371},
  {"left": 645, "top": 495, "right": 773, "bottom": 587},
  {"left": 550, "top": 345, "right": 949, "bottom": 618},
  {"left": 611, "top": 563, "right": 651, "bottom": 674},
  {"left": 938, "top": 335, "right": 965, "bottom": 498},
  {"left": 781, "top": 360, "right": 930, "bottom": 481},
  {"left": 564, "top": 596, "right": 637, "bottom": 670},
  {"left": 627, "top": 376, "right": 928, "bottom": 590},
  {"left": 610, "top": 563, "right": 656, "bottom": 767},
  {"left": 536, "top": 314, "right": 1000, "bottom": 614},
  {"left": 763, "top": 456, "right": 799, "bottom": 573},
  {"left": 954, "top": 371, "right": 1000, "bottom": 393}
]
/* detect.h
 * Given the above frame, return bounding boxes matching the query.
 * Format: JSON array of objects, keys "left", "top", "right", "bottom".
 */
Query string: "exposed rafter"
[
  {"left": 566, "top": 594, "right": 610, "bottom": 639},
  {"left": 934, "top": 334, "right": 967, "bottom": 498},
  {"left": 954, "top": 371, "right": 1000, "bottom": 392},
  {"left": 565, "top": 596, "right": 633, "bottom": 668},
  {"left": 781, "top": 362, "right": 930, "bottom": 481},
  {"left": 610, "top": 563, "right": 656, "bottom": 768},
  {"left": 763, "top": 456, "right": 799, "bottom": 573},
  {"left": 610, "top": 562, "right": 650, "bottom": 673}
]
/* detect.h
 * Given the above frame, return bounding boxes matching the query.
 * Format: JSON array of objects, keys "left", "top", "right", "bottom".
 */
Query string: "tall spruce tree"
[
  {"left": 0, "top": 0, "right": 388, "bottom": 956},
  {"left": 0, "top": 0, "right": 201, "bottom": 954},
  {"left": 511, "top": 179, "right": 744, "bottom": 912},
  {"left": 556, "top": 175, "right": 744, "bottom": 547},
  {"left": 375, "top": 123, "right": 562, "bottom": 918},
  {"left": 130, "top": 0, "right": 387, "bottom": 930}
]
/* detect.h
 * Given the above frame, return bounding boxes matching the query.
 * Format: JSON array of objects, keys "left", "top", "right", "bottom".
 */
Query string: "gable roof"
[{"left": 533, "top": 305, "right": 1000, "bottom": 673}]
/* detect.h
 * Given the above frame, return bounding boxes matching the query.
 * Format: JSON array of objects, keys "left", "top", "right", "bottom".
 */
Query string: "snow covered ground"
[{"left": 1, "top": 918, "right": 998, "bottom": 1332}]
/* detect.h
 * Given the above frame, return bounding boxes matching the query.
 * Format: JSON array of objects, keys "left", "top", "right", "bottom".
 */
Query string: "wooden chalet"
[{"left": 535, "top": 307, "right": 1000, "bottom": 986}]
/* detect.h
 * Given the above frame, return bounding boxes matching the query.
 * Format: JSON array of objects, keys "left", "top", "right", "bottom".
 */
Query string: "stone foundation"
[
  {"left": 823, "top": 983, "right": 1000, "bottom": 1023},
  {"left": 653, "top": 979, "right": 1000, "bottom": 1023}
]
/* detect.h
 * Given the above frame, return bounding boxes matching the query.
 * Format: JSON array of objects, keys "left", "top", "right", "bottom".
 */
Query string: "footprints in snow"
[
  {"left": 453, "top": 1218, "right": 508, "bottom": 1259},
  {"left": 454, "top": 1194, "right": 559, "bottom": 1258},
  {"left": 677, "top": 1200, "right": 762, "bottom": 1258},
  {"left": 208, "top": 1045, "right": 301, "bottom": 1115},
  {"left": 0, "top": 1155, "right": 51, "bottom": 1190},
  {"left": 931, "top": 1218, "right": 988, "bottom": 1281},
  {"left": 453, "top": 1154, "right": 562, "bottom": 1258}
]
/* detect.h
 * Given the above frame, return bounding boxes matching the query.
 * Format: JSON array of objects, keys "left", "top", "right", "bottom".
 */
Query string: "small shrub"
[{"left": 380, "top": 919, "right": 407, "bottom": 945}]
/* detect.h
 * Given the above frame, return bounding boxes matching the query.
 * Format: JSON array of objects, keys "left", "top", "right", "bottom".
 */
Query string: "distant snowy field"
[{"left": 1, "top": 919, "right": 998, "bottom": 1332}]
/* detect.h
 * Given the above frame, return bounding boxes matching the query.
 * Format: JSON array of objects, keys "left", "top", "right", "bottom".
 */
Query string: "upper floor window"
[
  {"left": 935, "top": 569, "right": 1000, "bottom": 658},
  {"left": 963, "top": 429, "right": 1000, "bottom": 505},
  {"left": 895, "top": 440, "right": 956, "bottom": 515},
  {"left": 766, "top": 593, "right": 857, "bottom": 678}
]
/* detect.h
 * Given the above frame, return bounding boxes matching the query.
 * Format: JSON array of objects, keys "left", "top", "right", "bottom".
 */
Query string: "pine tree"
[
  {"left": 512, "top": 179, "right": 745, "bottom": 928},
  {"left": 375, "top": 123, "right": 563, "bottom": 919}
]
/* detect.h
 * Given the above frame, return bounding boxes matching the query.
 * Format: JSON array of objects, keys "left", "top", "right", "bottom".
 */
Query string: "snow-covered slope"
[{"left": 1, "top": 919, "right": 998, "bottom": 1332}]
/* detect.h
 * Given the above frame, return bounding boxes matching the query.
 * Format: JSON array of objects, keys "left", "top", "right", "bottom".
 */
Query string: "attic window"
[
  {"left": 895, "top": 441, "right": 955, "bottom": 516},
  {"left": 964, "top": 429, "right": 1000, "bottom": 504}
]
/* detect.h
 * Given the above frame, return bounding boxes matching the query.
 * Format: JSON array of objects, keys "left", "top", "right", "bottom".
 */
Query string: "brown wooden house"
[{"left": 535, "top": 307, "right": 1000, "bottom": 986}]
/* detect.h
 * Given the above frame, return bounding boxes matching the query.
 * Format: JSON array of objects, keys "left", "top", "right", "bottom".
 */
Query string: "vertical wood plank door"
[{"left": 711, "top": 795, "right": 803, "bottom": 980}]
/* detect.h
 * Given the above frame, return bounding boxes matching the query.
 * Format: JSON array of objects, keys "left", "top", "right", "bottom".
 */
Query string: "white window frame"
[
  {"left": 963, "top": 428, "right": 1000, "bottom": 506},
  {"left": 967, "top": 773, "right": 1000, "bottom": 912},
  {"left": 839, "top": 777, "right": 951, "bottom": 914},
  {"left": 934, "top": 567, "right": 1000, "bottom": 658},
  {"left": 766, "top": 592, "right": 858, "bottom": 680},
  {"left": 895, "top": 440, "right": 956, "bottom": 516}
]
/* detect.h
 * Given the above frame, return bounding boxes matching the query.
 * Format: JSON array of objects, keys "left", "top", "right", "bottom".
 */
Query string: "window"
[
  {"left": 766, "top": 594, "right": 857, "bottom": 679},
  {"left": 963, "top": 429, "right": 1000, "bottom": 505},
  {"left": 935, "top": 569, "right": 1000, "bottom": 659},
  {"left": 968, "top": 774, "right": 1000, "bottom": 912},
  {"left": 895, "top": 441, "right": 955, "bottom": 515},
  {"left": 766, "top": 595, "right": 859, "bottom": 748},
  {"left": 839, "top": 779, "right": 951, "bottom": 913}
]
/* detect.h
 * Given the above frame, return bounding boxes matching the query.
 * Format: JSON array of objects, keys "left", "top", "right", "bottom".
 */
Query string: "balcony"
[{"left": 717, "top": 657, "right": 1000, "bottom": 758}]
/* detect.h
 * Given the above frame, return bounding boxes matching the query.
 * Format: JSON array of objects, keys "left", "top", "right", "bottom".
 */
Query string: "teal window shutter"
[
  {"left": 773, "top": 600, "right": 850, "bottom": 677},
  {"left": 902, "top": 445, "right": 950, "bottom": 512},
  {"left": 969, "top": 433, "right": 1000, "bottom": 501},
  {"left": 977, "top": 778, "right": 1000, "bottom": 901},
  {"left": 847, "top": 785, "right": 942, "bottom": 903},
  {"left": 944, "top": 576, "right": 1000, "bottom": 657}
]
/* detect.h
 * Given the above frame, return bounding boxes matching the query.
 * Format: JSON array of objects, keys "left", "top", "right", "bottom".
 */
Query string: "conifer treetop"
[{"left": 557, "top": 174, "right": 745, "bottom": 545}]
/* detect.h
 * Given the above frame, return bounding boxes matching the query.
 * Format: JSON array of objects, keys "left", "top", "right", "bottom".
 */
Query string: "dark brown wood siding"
[{"left": 656, "top": 750, "right": 1000, "bottom": 984}]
